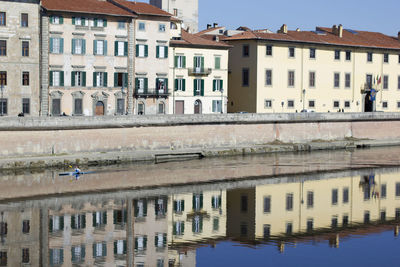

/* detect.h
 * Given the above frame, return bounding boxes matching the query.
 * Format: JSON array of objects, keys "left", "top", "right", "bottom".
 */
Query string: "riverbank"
[{"left": 1, "top": 112, "right": 400, "bottom": 170}]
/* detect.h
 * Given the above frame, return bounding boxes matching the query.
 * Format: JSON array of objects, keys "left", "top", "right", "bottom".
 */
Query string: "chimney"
[
  {"left": 332, "top": 25, "right": 338, "bottom": 35},
  {"left": 207, "top": 24, "right": 211, "bottom": 29},
  {"left": 398, "top": 31, "right": 400, "bottom": 41},
  {"left": 278, "top": 24, "right": 288, "bottom": 34},
  {"left": 213, "top": 23, "right": 218, "bottom": 28},
  {"left": 338, "top": 24, "right": 343, "bottom": 38}
]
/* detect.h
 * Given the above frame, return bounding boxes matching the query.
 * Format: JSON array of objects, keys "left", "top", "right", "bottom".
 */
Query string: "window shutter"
[
  {"left": 103, "top": 212, "right": 107, "bottom": 224},
  {"left": 124, "top": 42, "right": 128, "bottom": 56},
  {"left": 181, "top": 200, "right": 185, "bottom": 211},
  {"left": 71, "top": 71, "right": 75, "bottom": 87},
  {"left": 215, "top": 57, "right": 220, "bottom": 69},
  {"left": 156, "top": 46, "right": 159, "bottom": 58},
  {"left": 49, "top": 38, "right": 53, "bottom": 53},
  {"left": 165, "top": 79, "right": 168, "bottom": 91},
  {"left": 71, "top": 215, "right": 76, "bottom": 229},
  {"left": 60, "top": 71, "right": 64, "bottom": 86},
  {"left": 135, "top": 78, "right": 139, "bottom": 89},
  {"left": 181, "top": 221, "right": 185, "bottom": 233},
  {"left": 114, "top": 41, "right": 118, "bottom": 56},
  {"left": 103, "top": 41, "right": 107, "bottom": 56},
  {"left": 183, "top": 56, "right": 186, "bottom": 68},
  {"left": 123, "top": 73, "right": 128, "bottom": 88},
  {"left": 213, "top": 79, "right": 216, "bottom": 91},
  {"left": 72, "top": 39, "right": 75, "bottom": 54},
  {"left": 49, "top": 217, "right": 53, "bottom": 232},
  {"left": 60, "top": 38, "right": 64, "bottom": 53},
  {"left": 156, "top": 78, "right": 159, "bottom": 89},
  {"left": 201, "top": 57, "right": 204, "bottom": 69},
  {"left": 174, "top": 79, "right": 178, "bottom": 91},
  {"left": 93, "top": 72, "right": 97, "bottom": 87},
  {"left": 135, "top": 44, "right": 139, "bottom": 57},
  {"left": 60, "top": 216, "right": 64, "bottom": 229},
  {"left": 193, "top": 79, "right": 196, "bottom": 96},
  {"left": 220, "top": 80, "right": 223, "bottom": 90},
  {"left": 200, "top": 194, "right": 203, "bottom": 208},
  {"left": 94, "top": 18, "right": 98, "bottom": 27},
  {"left": 123, "top": 240, "right": 127, "bottom": 254},
  {"left": 50, "top": 16, "right": 54, "bottom": 24},
  {"left": 81, "top": 18, "right": 85, "bottom": 26},
  {"left": 144, "top": 45, "right": 148, "bottom": 57},
  {"left": 165, "top": 46, "right": 168, "bottom": 58},
  {"left": 92, "top": 212, "right": 96, "bottom": 227},
  {"left": 82, "top": 72, "right": 86, "bottom": 86},
  {"left": 102, "top": 242, "right": 106, "bottom": 256},
  {"left": 174, "top": 56, "right": 178, "bottom": 67},
  {"left": 143, "top": 236, "right": 147, "bottom": 249},
  {"left": 72, "top": 17, "right": 75, "bottom": 25},
  {"left": 103, "top": 19, "right": 107, "bottom": 27},
  {"left": 113, "top": 241, "right": 117, "bottom": 254},
  {"left": 193, "top": 57, "right": 196, "bottom": 69},
  {"left": 93, "top": 40, "right": 97, "bottom": 55},
  {"left": 114, "top": 73, "right": 118, "bottom": 87},
  {"left": 173, "top": 201, "right": 178, "bottom": 211},
  {"left": 200, "top": 79, "right": 204, "bottom": 96},
  {"left": 103, "top": 72, "right": 107, "bottom": 87},
  {"left": 144, "top": 78, "right": 148, "bottom": 90},
  {"left": 59, "top": 16, "right": 63, "bottom": 24},
  {"left": 82, "top": 39, "right": 86, "bottom": 54},
  {"left": 182, "top": 79, "right": 186, "bottom": 91}
]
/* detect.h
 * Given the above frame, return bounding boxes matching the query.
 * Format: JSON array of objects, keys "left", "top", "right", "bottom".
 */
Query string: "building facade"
[
  {"left": 149, "top": 0, "right": 198, "bottom": 33},
  {"left": 169, "top": 29, "right": 229, "bottom": 114},
  {"left": 0, "top": 0, "right": 40, "bottom": 116},
  {"left": 226, "top": 25, "right": 400, "bottom": 113}
]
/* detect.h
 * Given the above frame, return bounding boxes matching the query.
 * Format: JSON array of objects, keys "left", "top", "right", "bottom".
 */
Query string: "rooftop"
[
  {"left": 112, "top": 0, "right": 172, "bottom": 17},
  {"left": 170, "top": 29, "right": 231, "bottom": 49}
]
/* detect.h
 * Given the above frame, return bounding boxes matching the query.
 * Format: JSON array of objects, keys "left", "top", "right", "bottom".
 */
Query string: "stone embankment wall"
[{"left": 0, "top": 112, "right": 400, "bottom": 167}]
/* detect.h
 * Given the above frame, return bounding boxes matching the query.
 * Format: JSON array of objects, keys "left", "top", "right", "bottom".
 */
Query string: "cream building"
[
  {"left": 149, "top": 0, "right": 198, "bottom": 33},
  {"left": 0, "top": 0, "right": 40, "bottom": 116},
  {"left": 169, "top": 29, "right": 229, "bottom": 114},
  {"left": 226, "top": 24, "right": 400, "bottom": 113}
]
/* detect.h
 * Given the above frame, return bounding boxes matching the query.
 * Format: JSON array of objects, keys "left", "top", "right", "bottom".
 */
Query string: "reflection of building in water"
[
  {"left": 0, "top": 208, "right": 40, "bottom": 266},
  {"left": 227, "top": 173, "right": 400, "bottom": 246}
]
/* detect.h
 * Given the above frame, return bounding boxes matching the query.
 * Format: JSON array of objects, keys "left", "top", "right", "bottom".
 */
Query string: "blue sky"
[{"left": 138, "top": 0, "right": 400, "bottom": 35}]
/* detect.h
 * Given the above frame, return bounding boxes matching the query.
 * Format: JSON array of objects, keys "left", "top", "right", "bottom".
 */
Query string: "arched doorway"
[
  {"left": 95, "top": 101, "right": 104, "bottom": 116},
  {"left": 194, "top": 100, "right": 202, "bottom": 114}
]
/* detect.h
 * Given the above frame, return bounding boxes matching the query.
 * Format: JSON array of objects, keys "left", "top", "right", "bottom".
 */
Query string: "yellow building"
[{"left": 226, "top": 24, "right": 400, "bottom": 113}]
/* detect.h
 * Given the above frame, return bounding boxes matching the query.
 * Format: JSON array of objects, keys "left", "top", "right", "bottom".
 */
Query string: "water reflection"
[{"left": 0, "top": 168, "right": 400, "bottom": 266}]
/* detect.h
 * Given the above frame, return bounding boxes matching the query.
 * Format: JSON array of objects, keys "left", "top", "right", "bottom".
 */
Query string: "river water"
[{"left": 1, "top": 147, "right": 400, "bottom": 266}]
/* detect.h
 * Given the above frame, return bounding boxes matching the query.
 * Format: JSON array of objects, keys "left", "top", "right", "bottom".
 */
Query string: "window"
[
  {"left": 94, "top": 40, "right": 107, "bottom": 55},
  {"left": 265, "top": 99, "right": 272, "bottom": 108},
  {"left": 266, "top": 45, "right": 272, "bottom": 56},
  {"left": 263, "top": 224, "right": 271, "bottom": 238},
  {"left": 382, "top": 101, "right": 388, "bottom": 109},
  {"left": 94, "top": 18, "right": 106, "bottom": 27},
  {"left": 156, "top": 78, "right": 167, "bottom": 93},
  {"left": 155, "top": 197, "right": 167, "bottom": 216},
  {"left": 343, "top": 187, "right": 349, "bottom": 203},
  {"left": 71, "top": 245, "right": 85, "bottom": 263},
  {"left": 309, "top": 48, "right": 316, "bottom": 59},
  {"left": 332, "top": 189, "right": 338, "bottom": 205},
  {"left": 383, "top": 75, "right": 389, "bottom": 89},
  {"left": 288, "top": 71, "right": 295, "bottom": 87},
  {"left": 159, "top": 24, "right": 166, "bottom": 32},
  {"left": 51, "top": 99, "right": 60, "bottom": 116},
  {"left": 381, "top": 184, "right": 387, "bottom": 198},
  {"left": 215, "top": 56, "right": 221, "bottom": 69},
  {"left": 309, "top": 71, "right": 315, "bottom": 87},
  {"left": 22, "top": 98, "right": 30, "bottom": 114},
  {"left": 0, "top": 251, "right": 6, "bottom": 266},
  {"left": 116, "top": 98, "right": 124, "bottom": 115},
  {"left": 308, "top": 100, "right": 315, "bottom": 108},
  {"left": 50, "top": 16, "right": 63, "bottom": 25},
  {"left": 49, "top": 215, "right": 64, "bottom": 232},
  {"left": 174, "top": 78, "right": 185, "bottom": 91},
  {"left": 343, "top": 215, "right": 349, "bottom": 226},
  {"left": 286, "top": 222, "right": 292, "bottom": 234},
  {"left": 117, "top": 21, "right": 125, "bottom": 29},
  {"left": 0, "top": 71, "right": 6, "bottom": 85},
  {"left": 287, "top": 100, "right": 294, "bottom": 108},
  {"left": 288, "top": 47, "right": 295, "bottom": 58},
  {"left": 72, "top": 17, "right": 87, "bottom": 26},
  {"left": 334, "top": 73, "right": 340, "bottom": 88},
  {"left": 307, "top": 219, "right": 313, "bottom": 232},
  {"left": 22, "top": 220, "right": 30, "bottom": 233},
  {"left": 72, "top": 39, "right": 85, "bottom": 55},
  {"left": 138, "top": 22, "right": 145, "bottom": 31},
  {"left": 0, "top": 40, "right": 5, "bottom": 56},
  {"left": 286, "top": 193, "right": 293, "bottom": 211},
  {"left": 71, "top": 71, "right": 86, "bottom": 87},
  {"left": 74, "top": 98, "right": 82, "bottom": 115},
  {"left": 366, "top": 74, "right": 373, "bottom": 89},
  {"left": 242, "top": 68, "right": 249, "bottom": 87},
  {"left": 93, "top": 72, "right": 107, "bottom": 87},
  {"left": 242, "top": 44, "right": 249, "bottom": 57},
  {"left": 156, "top": 45, "right": 168, "bottom": 58},
  {"left": 50, "top": 38, "right": 63, "bottom": 54},
  {"left": 192, "top": 215, "right": 203, "bottom": 233},
  {"left": 345, "top": 50, "right": 351, "bottom": 61},
  {"left": 334, "top": 50, "right": 340, "bottom": 60},
  {"left": 136, "top": 44, "right": 148, "bottom": 57},
  {"left": 213, "top": 217, "right": 219, "bottom": 231},
  {"left": 174, "top": 199, "right": 185, "bottom": 213},
  {"left": 398, "top": 102, "right": 400, "bottom": 109},
  {"left": 265, "top": 69, "right": 272, "bottom": 86},
  {"left": 22, "top": 72, "right": 29, "bottom": 86},
  {"left": 364, "top": 211, "right": 370, "bottom": 223},
  {"left": 173, "top": 8, "right": 178, "bottom": 16},
  {"left": 0, "top": 12, "right": 5, "bottom": 26},
  {"left": 345, "top": 73, "right": 351, "bottom": 88},
  {"left": 384, "top": 53, "right": 389, "bottom": 63},
  {"left": 344, "top": 101, "right": 350, "bottom": 108},
  {"left": 71, "top": 214, "right": 86, "bottom": 230},
  {"left": 92, "top": 211, "right": 107, "bottom": 227},
  {"left": 381, "top": 210, "right": 386, "bottom": 221},
  {"left": 333, "top": 101, "right": 339, "bottom": 108},
  {"left": 397, "top": 208, "right": 400, "bottom": 219},
  {"left": 398, "top": 76, "right": 400, "bottom": 90},
  {"left": 212, "top": 100, "right": 222, "bottom": 113},
  {"left": 307, "top": 191, "right": 314, "bottom": 208},
  {"left": 114, "top": 72, "right": 128, "bottom": 88},
  {"left": 367, "top": 52, "right": 373, "bottom": 62},
  {"left": 263, "top": 196, "right": 271, "bottom": 213},
  {"left": 396, "top": 182, "right": 400, "bottom": 196},
  {"left": 49, "top": 71, "right": 64, "bottom": 86},
  {"left": 22, "top": 248, "right": 29, "bottom": 263},
  {"left": 193, "top": 193, "right": 203, "bottom": 211},
  {"left": 241, "top": 195, "right": 248, "bottom": 212},
  {"left": 213, "top": 79, "right": 223, "bottom": 91},
  {"left": 173, "top": 221, "right": 184, "bottom": 235},
  {"left": 22, "top": 41, "right": 29, "bottom": 57},
  {"left": 136, "top": 77, "right": 147, "bottom": 94},
  {"left": 93, "top": 242, "right": 107, "bottom": 257},
  {"left": 175, "top": 55, "right": 186, "bottom": 68},
  {"left": 21, "top": 13, "right": 28, "bottom": 27},
  {"left": 331, "top": 216, "right": 338, "bottom": 228}
]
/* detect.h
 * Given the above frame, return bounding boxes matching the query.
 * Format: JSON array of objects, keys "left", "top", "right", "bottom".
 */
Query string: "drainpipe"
[{"left": 172, "top": 47, "right": 176, "bottom": 114}]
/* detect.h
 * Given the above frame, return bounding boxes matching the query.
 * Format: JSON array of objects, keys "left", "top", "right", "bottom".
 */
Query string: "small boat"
[{"left": 59, "top": 171, "right": 95, "bottom": 176}]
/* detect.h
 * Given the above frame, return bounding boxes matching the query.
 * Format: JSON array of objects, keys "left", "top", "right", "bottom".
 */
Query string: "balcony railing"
[
  {"left": 188, "top": 67, "right": 212, "bottom": 76},
  {"left": 134, "top": 88, "right": 169, "bottom": 98}
]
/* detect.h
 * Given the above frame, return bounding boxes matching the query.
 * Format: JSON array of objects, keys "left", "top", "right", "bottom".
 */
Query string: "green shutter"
[
  {"left": 165, "top": 79, "right": 168, "bottom": 91},
  {"left": 114, "top": 241, "right": 117, "bottom": 254},
  {"left": 82, "top": 39, "right": 86, "bottom": 54},
  {"left": 213, "top": 79, "right": 216, "bottom": 91},
  {"left": 143, "top": 200, "right": 147, "bottom": 216},
  {"left": 60, "top": 216, "right": 64, "bottom": 230},
  {"left": 156, "top": 78, "right": 159, "bottom": 89},
  {"left": 174, "top": 56, "right": 178, "bottom": 67},
  {"left": 181, "top": 221, "right": 185, "bottom": 233},
  {"left": 60, "top": 71, "right": 64, "bottom": 86},
  {"left": 174, "top": 79, "right": 178, "bottom": 91},
  {"left": 193, "top": 56, "right": 196, "bottom": 69},
  {"left": 183, "top": 56, "right": 186, "bottom": 68},
  {"left": 124, "top": 73, "right": 128, "bottom": 88},
  {"left": 200, "top": 80, "right": 204, "bottom": 96},
  {"left": 201, "top": 57, "right": 204, "bottom": 69},
  {"left": 93, "top": 72, "right": 97, "bottom": 87},
  {"left": 49, "top": 38, "right": 53, "bottom": 53},
  {"left": 103, "top": 41, "right": 107, "bottom": 56},
  {"left": 173, "top": 201, "right": 178, "bottom": 212},
  {"left": 92, "top": 212, "right": 96, "bottom": 227},
  {"left": 173, "top": 223, "right": 177, "bottom": 235},
  {"left": 49, "top": 217, "right": 53, "bottom": 232},
  {"left": 124, "top": 42, "right": 128, "bottom": 56},
  {"left": 156, "top": 46, "right": 159, "bottom": 58},
  {"left": 200, "top": 194, "right": 204, "bottom": 208},
  {"left": 59, "top": 16, "right": 63, "bottom": 24},
  {"left": 182, "top": 79, "right": 186, "bottom": 91},
  {"left": 220, "top": 80, "right": 223, "bottom": 90},
  {"left": 71, "top": 215, "right": 76, "bottom": 229},
  {"left": 215, "top": 57, "right": 221, "bottom": 69},
  {"left": 72, "top": 17, "right": 75, "bottom": 25},
  {"left": 71, "top": 71, "right": 75, "bottom": 87},
  {"left": 193, "top": 79, "right": 197, "bottom": 96},
  {"left": 94, "top": 18, "right": 98, "bottom": 27},
  {"left": 81, "top": 18, "right": 85, "bottom": 26},
  {"left": 144, "top": 45, "right": 148, "bottom": 57},
  {"left": 144, "top": 78, "right": 148, "bottom": 91},
  {"left": 114, "top": 41, "right": 118, "bottom": 56},
  {"left": 50, "top": 16, "right": 54, "bottom": 24},
  {"left": 82, "top": 72, "right": 86, "bottom": 87},
  {"left": 72, "top": 39, "right": 75, "bottom": 54},
  {"left": 165, "top": 46, "right": 168, "bottom": 58},
  {"left": 135, "top": 44, "right": 139, "bottom": 57},
  {"left": 93, "top": 40, "right": 97, "bottom": 55},
  {"left": 82, "top": 214, "right": 86, "bottom": 228},
  {"left": 135, "top": 78, "right": 139, "bottom": 89},
  {"left": 103, "top": 72, "right": 107, "bottom": 87},
  {"left": 114, "top": 73, "right": 118, "bottom": 87},
  {"left": 103, "top": 19, "right": 107, "bottom": 27},
  {"left": 123, "top": 240, "right": 127, "bottom": 254},
  {"left": 49, "top": 71, "right": 53, "bottom": 86},
  {"left": 103, "top": 211, "right": 107, "bottom": 225},
  {"left": 60, "top": 38, "right": 64, "bottom": 53}
]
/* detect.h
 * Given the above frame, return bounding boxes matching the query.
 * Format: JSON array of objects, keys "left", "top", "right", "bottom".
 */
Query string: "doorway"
[
  {"left": 364, "top": 92, "right": 373, "bottom": 112},
  {"left": 95, "top": 101, "right": 104, "bottom": 116},
  {"left": 194, "top": 100, "right": 202, "bottom": 114},
  {"left": 175, "top": 100, "right": 184, "bottom": 114}
]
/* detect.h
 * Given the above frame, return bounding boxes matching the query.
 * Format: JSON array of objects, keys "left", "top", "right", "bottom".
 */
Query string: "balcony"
[
  {"left": 134, "top": 88, "right": 169, "bottom": 98},
  {"left": 188, "top": 67, "right": 212, "bottom": 76}
]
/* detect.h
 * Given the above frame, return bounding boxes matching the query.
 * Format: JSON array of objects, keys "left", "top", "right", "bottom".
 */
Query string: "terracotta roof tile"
[
  {"left": 196, "top": 26, "right": 224, "bottom": 36},
  {"left": 112, "top": 0, "right": 172, "bottom": 17},
  {"left": 41, "top": 0, "right": 134, "bottom": 17},
  {"left": 170, "top": 29, "right": 231, "bottom": 48},
  {"left": 225, "top": 26, "right": 400, "bottom": 50}
]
